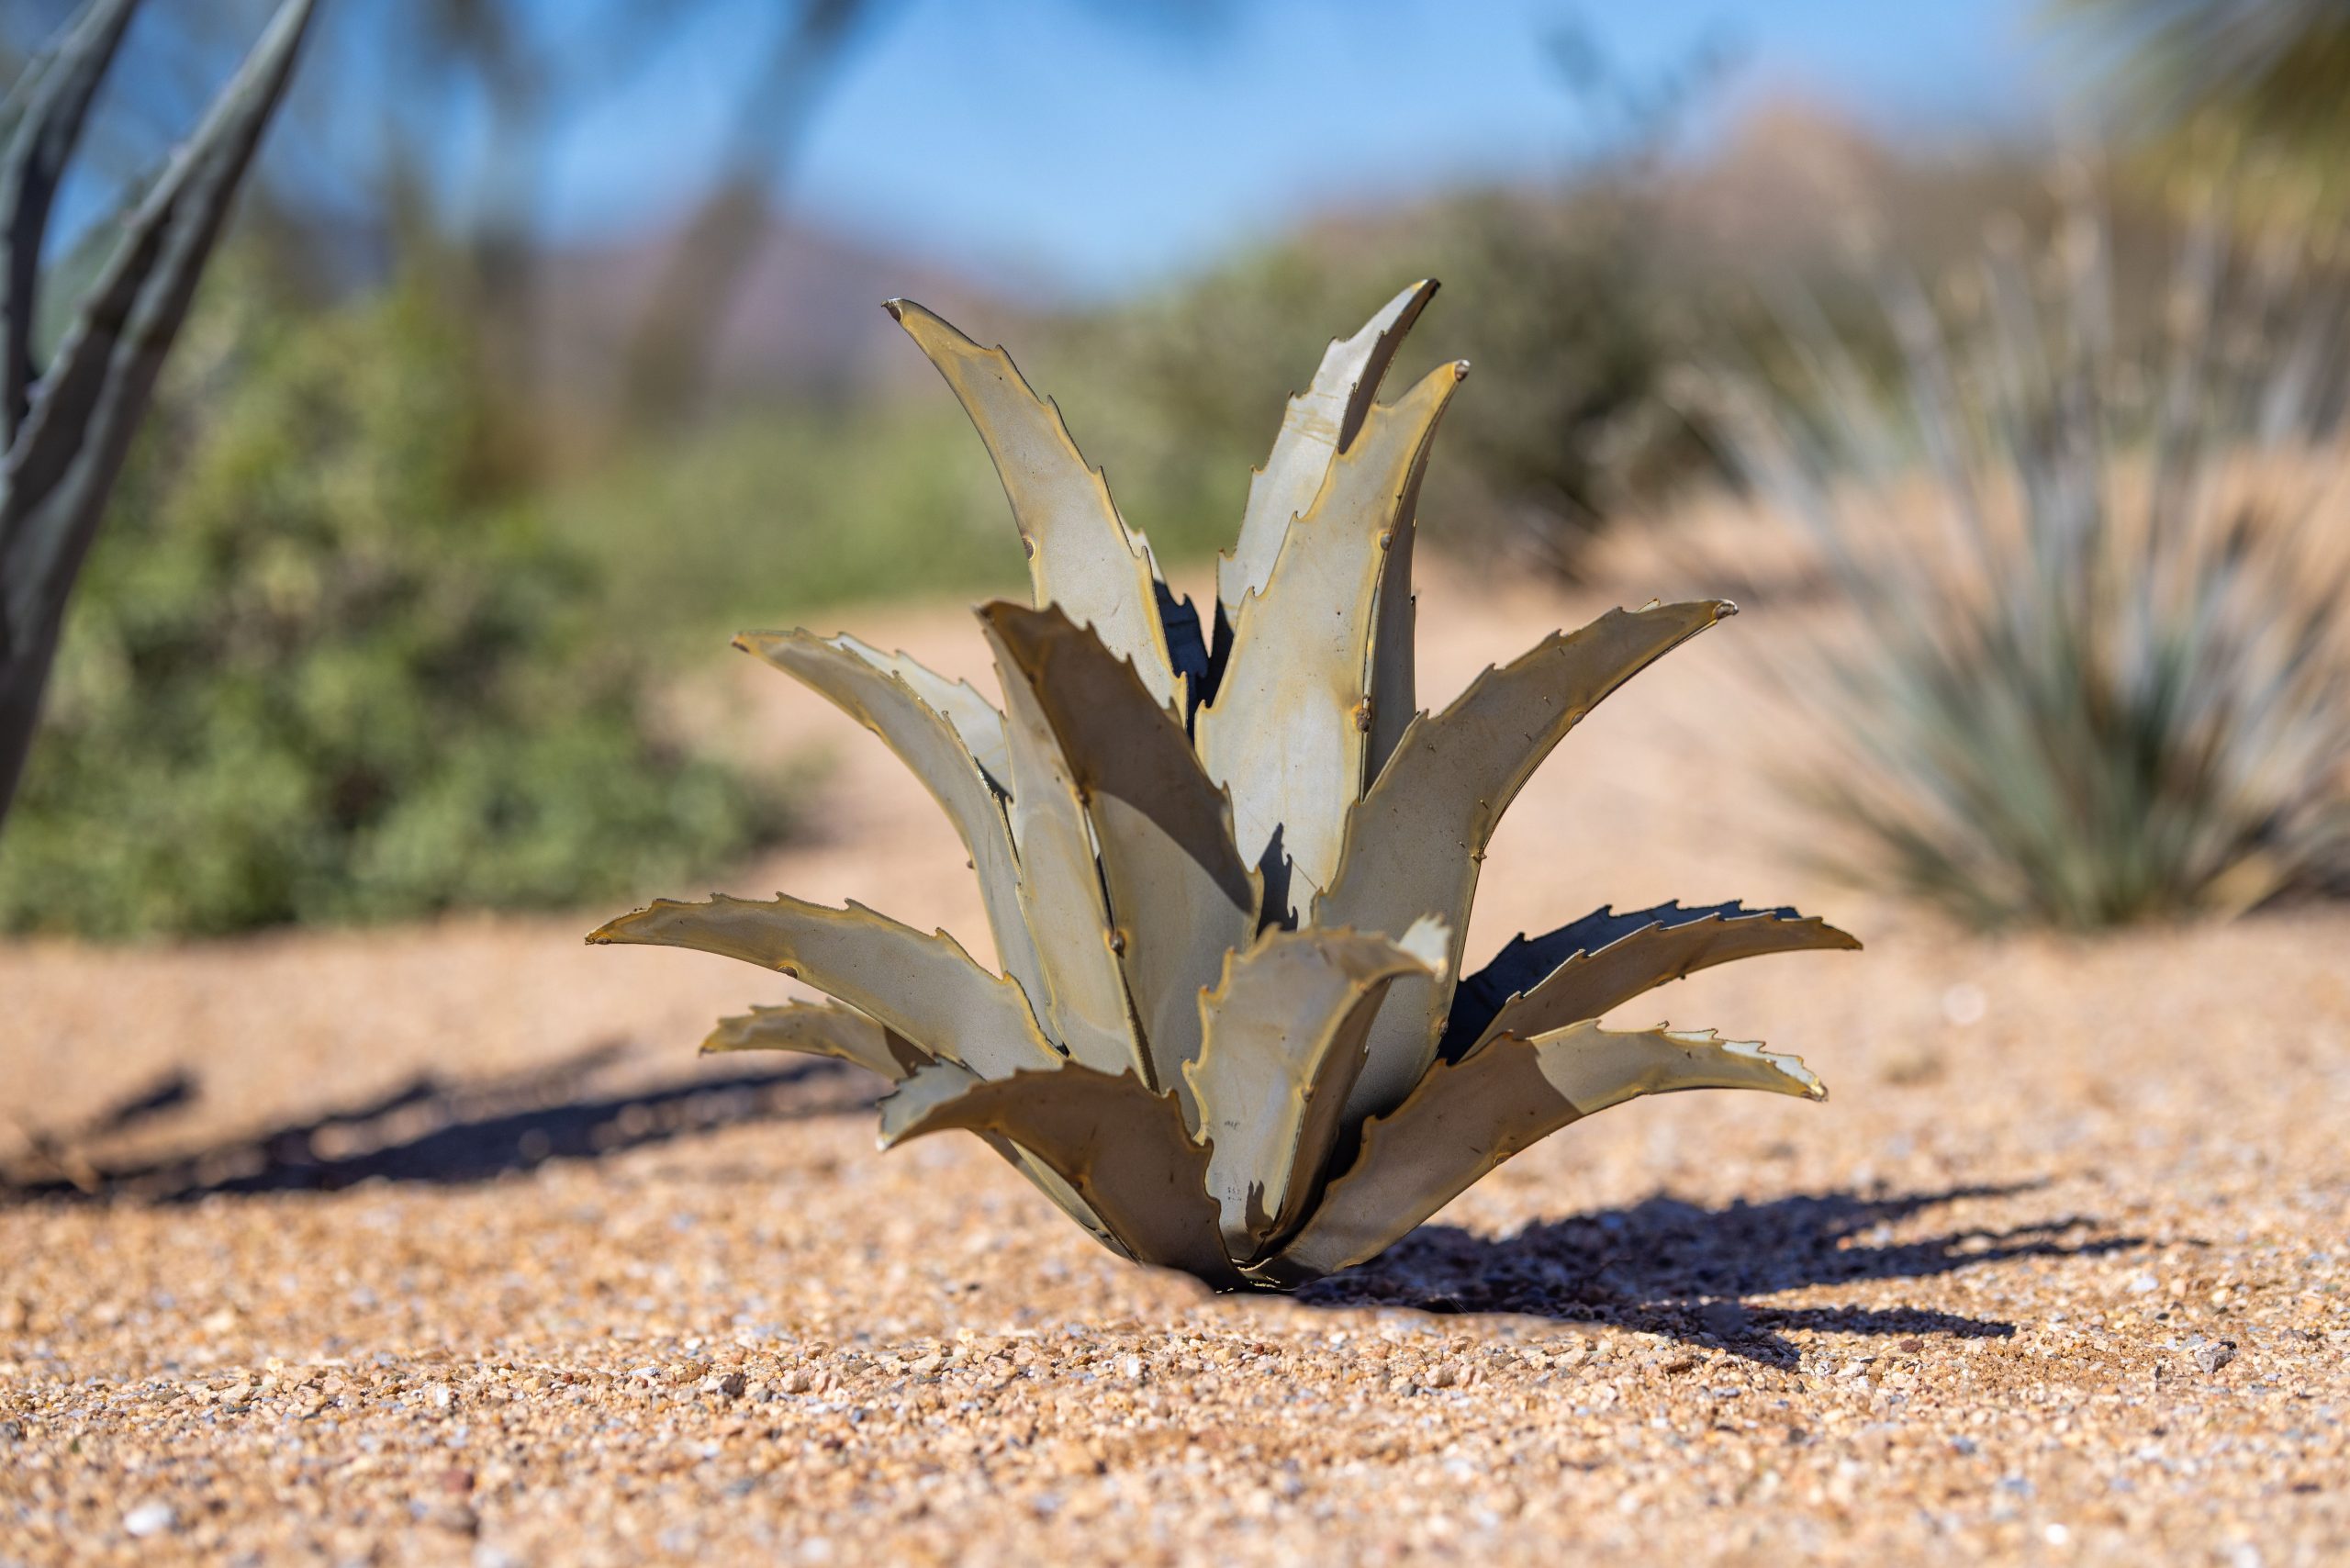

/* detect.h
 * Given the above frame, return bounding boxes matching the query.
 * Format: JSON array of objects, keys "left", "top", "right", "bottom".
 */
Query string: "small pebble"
[
  {"left": 2195, "top": 1341, "right": 2238, "bottom": 1375},
  {"left": 123, "top": 1501, "right": 174, "bottom": 1538}
]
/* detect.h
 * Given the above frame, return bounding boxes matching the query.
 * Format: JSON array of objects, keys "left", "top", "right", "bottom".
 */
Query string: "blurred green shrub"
[
  {"left": 1047, "top": 187, "right": 1714, "bottom": 576},
  {"left": 1721, "top": 208, "right": 2350, "bottom": 927},
  {"left": 555, "top": 398, "right": 1026, "bottom": 650},
  {"left": 0, "top": 261, "right": 784, "bottom": 938}
]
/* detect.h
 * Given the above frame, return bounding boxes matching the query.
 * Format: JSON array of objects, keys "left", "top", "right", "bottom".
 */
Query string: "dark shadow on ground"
[
  {"left": 1291, "top": 1184, "right": 2141, "bottom": 1364},
  {"left": 2, "top": 1044, "right": 869, "bottom": 1202}
]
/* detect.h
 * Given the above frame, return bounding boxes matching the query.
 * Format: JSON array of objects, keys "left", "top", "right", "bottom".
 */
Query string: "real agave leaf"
[
  {"left": 982, "top": 599, "right": 1255, "bottom": 1110},
  {"left": 1315, "top": 599, "right": 1735, "bottom": 1128},
  {"left": 733, "top": 630, "right": 1047, "bottom": 1018},
  {"left": 1196, "top": 359, "right": 1468, "bottom": 894},
  {"left": 1, "top": 0, "right": 139, "bottom": 436},
  {"left": 588, "top": 894, "right": 1061, "bottom": 1081},
  {"left": 700, "top": 1000, "right": 929, "bottom": 1080},
  {"left": 0, "top": 0, "right": 312, "bottom": 823},
  {"left": 1256, "top": 1023, "right": 1825, "bottom": 1285},
  {"left": 878, "top": 1060, "right": 1241, "bottom": 1288},
  {"left": 976, "top": 609, "right": 1145, "bottom": 1078},
  {"left": 1218, "top": 277, "right": 1439, "bottom": 617},
  {"left": 884, "top": 297, "right": 1181, "bottom": 710},
  {"left": 1364, "top": 449, "right": 1429, "bottom": 781},
  {"left": 1182, "top": 921, "right": 1446, "bottom": 1263},
  {"left": 4, "top": 0, "right": 315, "bottom": 584},
  {"left": 1439, "top": 901, "right": 1863, "bottom": 1061}
]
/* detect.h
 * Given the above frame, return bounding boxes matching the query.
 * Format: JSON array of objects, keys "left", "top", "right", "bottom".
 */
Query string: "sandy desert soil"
[{"left": 2, "top": 562, "right": 2344, "bottom": 1566}]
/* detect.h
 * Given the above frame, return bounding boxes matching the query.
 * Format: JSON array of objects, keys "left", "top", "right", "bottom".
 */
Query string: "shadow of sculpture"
[
  {"left": 2, "top": 1043, "right": 867, "bottom": 1202},
  {"left": 1292, "top": 1183, "right": 2141, "bottom": 1363}
]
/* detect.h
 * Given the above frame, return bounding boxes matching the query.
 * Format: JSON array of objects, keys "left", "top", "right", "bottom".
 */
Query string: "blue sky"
[{"left": 542, "top": 0, "right": 2069, "bottom": 295}]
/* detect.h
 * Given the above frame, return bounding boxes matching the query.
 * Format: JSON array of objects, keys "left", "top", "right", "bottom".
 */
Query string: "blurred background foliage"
[{"left": 1, "top": 0, "right": 2346, "bottom": 936}]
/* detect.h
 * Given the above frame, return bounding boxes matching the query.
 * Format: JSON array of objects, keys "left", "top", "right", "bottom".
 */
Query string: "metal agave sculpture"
[
  {"left": 0, "top": 0, "right": 316, "bottom": 826},
  {"left": 593, "top": 282, "right": 1858, "bottom": 1288}
]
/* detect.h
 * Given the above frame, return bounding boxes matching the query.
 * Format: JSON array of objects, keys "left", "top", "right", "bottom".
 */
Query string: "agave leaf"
[
  {"left": 829, "top": 633, "right": 1011, "bottom": 789},
  {"left": 701, "top": 1006, "right": 1129, "bottom": 1255},
  {"left": 1439, "top": 901, "right": 1863, "bottom": 1061},
  {"left": 1364, "top": 447, "right": 1430, "bottom": 782},
  {"left": 879, "top": 1060, "right": 1241, "bottom": 1288},
  {"left": 1182, "top": 921, "right": 1446, "bottom": 1262},
  {"left": 884, "top": 297, "right": 1181, "bottom": 710},
  {"left": 0, "top": 0, "right": 314, "bottom": 823},
  {"left": 1256, "top": 1023, "right": 1826, "bottom": 1285},
  {"left": 1315, "top": 600, "right": 1735, "bottom": 1127},
  {"left": 1218, "top": 278, "right": 1439, "bottom": 617},
  {"left": 700, "top": 999, "right": 929, "bottom": 1079},
  {"left": 734, "top": 630, "right": 1050, "bottom": 1022},
  {"left": 588, "top": 894, "right": 1061, "bottom": 1081},
  {"left": 982, "top": 599, "right": 1256, "bottom": 1111},
  {"left": 1196, "top": 360, "right": 1468, "bottom": 894},
  {"left": 974, "top": 609, "right": 1146, "bottom": 1078},
  {"left": 1, "top": 0, "right": 139, "bottom": 436}
]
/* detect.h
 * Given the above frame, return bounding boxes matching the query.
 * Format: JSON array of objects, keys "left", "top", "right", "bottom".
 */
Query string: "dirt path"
[{"left": 2, "top": 566, "right": 2344, "bottom": 1565}]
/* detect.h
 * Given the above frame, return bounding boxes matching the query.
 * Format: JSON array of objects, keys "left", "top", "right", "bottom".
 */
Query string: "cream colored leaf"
[
  {"left": 699, "top": 1000, "right": 927, "bottom": 1080},
  {"left": 827, "top": 633, "right": 1011, "bottom": 789},
  {"left": 588, "top": 895, "right": 1060, "bottom": 1081},
  {"left": 1315, "top": 600, "right": 1736, "bottom": 1128},
  {"left": 734, "top": 630, "right": 1048, "bottom": 1025},
  {"left": 1196, "top": 360, "right": 1469, "bottom": 896},
  {"left": 1256, "top": 1023, "right": 1825, "bottom": 1285},
  {"left": 1219, "top": 278, "right": 1439, "bottom": 616},
  {"left": 976, "top": 611, "right": 1146, "bottom": 1078},
  {"left": 878, "top": 1060, "right": 1239, "bottom": 1287},
  {"left": 886, "top": 297, "right": 1180, "bottom": 709},
  {"left": 1443, "top": 901, "right": 1862, "bottom": 1061},
  {"left": 1182, "top": 925, "right": 1443, "bottom": 1263},
  {"left": 981, "top": 600, "right": 1256, "bottom": 1113}
]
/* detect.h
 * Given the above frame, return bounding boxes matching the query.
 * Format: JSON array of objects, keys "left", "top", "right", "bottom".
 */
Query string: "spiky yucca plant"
[
  {"left": 0, "top": 0, "right": 316, "bottom": 828},
  {"left": 593, "top": 283, "right": 1857, "bottom": 1288}
]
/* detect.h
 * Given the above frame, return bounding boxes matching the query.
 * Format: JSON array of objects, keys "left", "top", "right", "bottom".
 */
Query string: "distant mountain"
[{"left": 532, "top": 218, "right": 1034, "bottom": 404}]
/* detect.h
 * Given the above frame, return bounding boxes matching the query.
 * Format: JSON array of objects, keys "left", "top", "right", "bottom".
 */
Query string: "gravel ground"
[{"left": 3, "top": 565, "right": 2344, "bottom": 1566}]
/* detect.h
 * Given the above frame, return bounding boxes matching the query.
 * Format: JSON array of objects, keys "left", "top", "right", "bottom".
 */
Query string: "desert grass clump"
[
  {"left": 594, "top": 283, "right": 1856, "bottom": 1288},
  {"left": 1719, "top": 201, "right": 2350, "bottom": 929}
]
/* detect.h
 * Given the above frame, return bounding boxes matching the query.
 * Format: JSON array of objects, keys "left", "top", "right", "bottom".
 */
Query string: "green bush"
[
  {"left": 1045, "top": 187, "right": 1715, "bottom": 575},
  {"left": 0, "top": 263, "right": 784, "bottom": 938}
]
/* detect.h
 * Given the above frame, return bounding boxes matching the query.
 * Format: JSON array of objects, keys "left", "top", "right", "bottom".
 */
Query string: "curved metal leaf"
[
  {"left": 982, "top": 599, "right": 1255, "bottom": 1109},
  {"left": 1196, "top": 360, "right": 1468, "bottom": 895},
  {"left": 1315, "top": 599, "right": 1736, "bottom": 1127},
  {"left": 885, "top": 297, "right": 1180, "bottom": 709},
  {"left": 1257, "top": 1023, "right": 1826, "bottom": 1285},
  {"left": 878, "top": 1060, "right": 1240, "bottom": 1288},
  {"left": 735, "top": 630, "right": 1048, "bottom": 1020},
  {"left": 829, "top": 633, "right": 1011, "bottom": 789},
  {"left": 700, "top": 1000, "right": 928, "bottom": 1080},
  {"left": 588, "top": 894, "right": 1061, "bottom": 1081},
  {"left": 976, "top": 610, "right": 1145, "bottom": 1078},
  {"left": 1440, "top": 901, "right": 1863, "bottom": 1060},
  {"left": 1182, "top": 922, "right": 1445, "bottom": 1262},
  {"left": 1218, "top": 278, "right": 1438, "bottom": 616}
]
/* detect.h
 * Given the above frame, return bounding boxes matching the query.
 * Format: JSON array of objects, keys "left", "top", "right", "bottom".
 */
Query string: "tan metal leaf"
[
  {"left": 1182, "top": 922, "right": 1446, "bottom": 1263},
  {"left": 976, "top": 612, "right": 1146, "bottom": 1079},
  {"left": 829, "top": 633, "right": 1012, "bottom": 790},
  {"left": 1218, "top": 279, "right": 1439, "bottom": 616},
  {"left": 1196, "top": 360, "right": 1469, "bottom": 895},
  {"left": 1315, "top": 600, "right": 1736, "bottom": 1128},
  {"left": 885, "top": 297, "right": 1181, "bottom": 710},
  {"left": 734, "top": 631, "right": 1048, "bottom": 1027},
  {"left": 1442, "top": 901, "right": 1863, "bottom": 1061},
  {"left": 1255, "top": 1023, "right": 1825, "bottom": 1285},
  {"left": 700, "top": 1000, "right": 928, "bottom": 1079},
  {"left": 982, "top": 600, "right": 1255, "bottom": 1113},
  {"left": 878, "top": 1060, "right": 1241, "bottom": 1288},
  {"left": 588, "top": 895, "right": 1060, "bottom": 1081}
]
